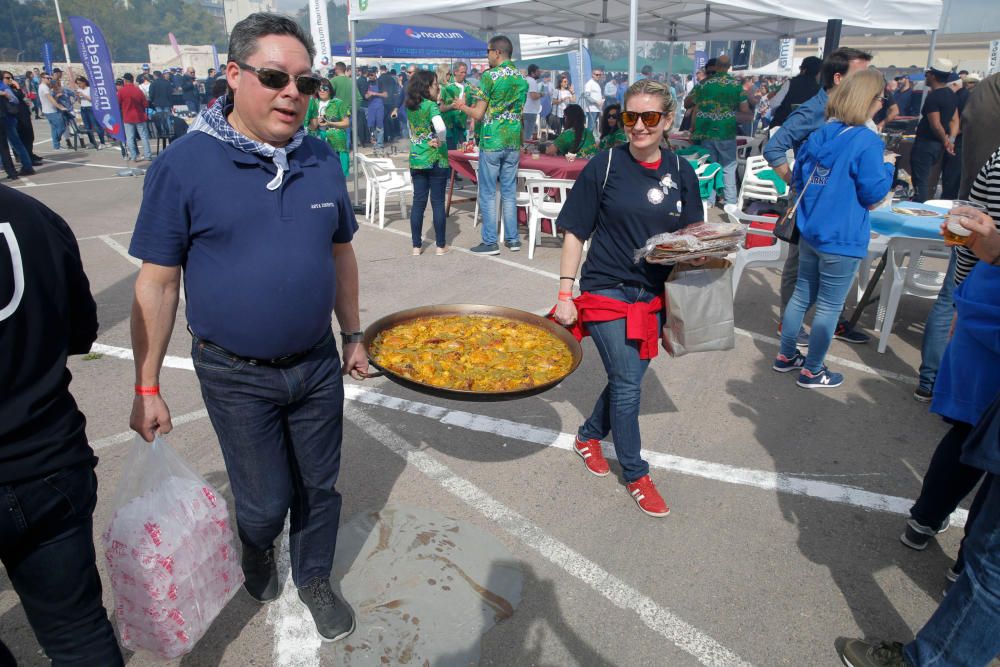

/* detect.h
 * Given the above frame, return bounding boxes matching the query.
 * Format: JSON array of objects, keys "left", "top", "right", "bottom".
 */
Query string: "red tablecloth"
[{"left": 448, "top": 150, "right": 590, "bottom": 182}]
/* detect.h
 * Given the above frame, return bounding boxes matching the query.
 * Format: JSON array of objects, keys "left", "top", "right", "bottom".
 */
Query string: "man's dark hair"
[
  {"left": 122, "top": 72, "right": 134, "bottom": 82},
  {"left": 641, "top": 65, "right": 653, "bottom": 76},
  {"left": 153, "top": 70, "right": 162, "bottom": 77},
  {"left": 800, "top": 55, "right": 822, "bottom": 78},
  {"left": 488, "top": 35, "right": 513, "bottom": 58},
  {"left": 958, "top": 69, "right": 969, "bottom": 76},
  {"left": 820, "top": 47, "right": 873, "bottom": 90},
  {"left": 527, "top": 64, "right": 539, "bottom": 77},
  {"left": 228, "top": 12, "right": 316, "bottom": 65},
  {"left": 211, "top": 77, "right": 228, "bottom": 98}
]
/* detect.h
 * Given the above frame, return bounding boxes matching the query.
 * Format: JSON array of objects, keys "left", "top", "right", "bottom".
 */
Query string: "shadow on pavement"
[{"left": 727, "top": 343, "right": 953, "bottom": 642}]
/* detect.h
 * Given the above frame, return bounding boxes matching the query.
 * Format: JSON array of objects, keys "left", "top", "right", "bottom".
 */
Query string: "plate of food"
[
  {"left": 892, "top": 205, "right": 943, "bottom": 217},
  {"left": 363, "top": 305, "right": 582, "bottom": 400}
]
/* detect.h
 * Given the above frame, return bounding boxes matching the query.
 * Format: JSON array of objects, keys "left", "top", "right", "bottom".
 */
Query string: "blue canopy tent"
[{"left": 332, "top": 24, "right": 486, "bottom": 59}]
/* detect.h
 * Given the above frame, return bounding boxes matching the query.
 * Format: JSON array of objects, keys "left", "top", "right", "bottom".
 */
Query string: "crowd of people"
[{"left": 2, "top": 10, "right": 1000, "bottom": 666}]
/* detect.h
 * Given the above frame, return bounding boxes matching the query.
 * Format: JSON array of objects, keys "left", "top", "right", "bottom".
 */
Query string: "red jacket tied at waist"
[{"left": 552, "top": 292, "right": 665, "bottom": 360}]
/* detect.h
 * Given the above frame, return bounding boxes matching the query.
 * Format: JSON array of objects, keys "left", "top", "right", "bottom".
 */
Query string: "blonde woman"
[
  {"left": 553, "top": 79, "right": 704, "bottom": 517},
  {"left": 773, "top": 69, "right": 895, "bottom": 388},
  {"left": 435, "top": 63, "right": 451, "bottom": 101}
]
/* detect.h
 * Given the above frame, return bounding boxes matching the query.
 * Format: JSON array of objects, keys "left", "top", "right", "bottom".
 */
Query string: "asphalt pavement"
[{"left": 0, "top": 122, "right": 978, "bottom": 667}]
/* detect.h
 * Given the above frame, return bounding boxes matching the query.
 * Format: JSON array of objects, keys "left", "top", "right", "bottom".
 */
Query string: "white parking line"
[
  {"left": 12, "top": 175, "right": 130, "bottom": 190},
  {"left": 41, "top": 158, "right": 125, "bottom": 170},
  {"left": 89, "top": 410, "right": 208, "bottom": 450},
  {"left": 92, "top": 237, "right": 185, "bottom": 301},
  {"left": 81, "top": 343, "right": 966, "bottom": 528},
  {"left": 76, "top": 230, "right": 133, "bottom": 242},
  {"left": 346, "top": 407, "right": 754, "bottom": 667}
]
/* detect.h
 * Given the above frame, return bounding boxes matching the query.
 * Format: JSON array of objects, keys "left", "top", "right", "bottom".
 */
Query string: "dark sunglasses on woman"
[
  {"left": 620, "top": 110, "right": 664, "bottom": 127},
  {"left": 234, "top": 62, "right": 322, "bottom": 95}
]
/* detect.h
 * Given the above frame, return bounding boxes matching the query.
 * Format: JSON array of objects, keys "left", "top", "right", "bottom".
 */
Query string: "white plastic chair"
[
  {"left": 357, "top": 154, "right": 395, "bottom": 223},
  {"left": 366, "top": 160, "right": 413, "bottom": 229},
  {"left": 737, "top": 134, "right": 767, "bottom": 181},
  {"left": 736, "top": 155, "right": 785, "bottom": 211},
  {"left": 723, "top": 203, "right": 789, "bottom": 296},
  {"left": 525, "top": 178, "right": 574, "bottom": 259},
  {"left": 873, "top": 237, "right": 950, "bottom": 353}
]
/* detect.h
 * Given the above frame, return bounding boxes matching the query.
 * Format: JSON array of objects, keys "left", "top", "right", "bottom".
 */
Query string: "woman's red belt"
[{"left": 554, "top": 292, "right": 665, "bottom": 360}]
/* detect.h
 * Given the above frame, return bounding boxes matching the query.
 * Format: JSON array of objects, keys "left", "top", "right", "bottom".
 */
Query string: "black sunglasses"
[
  {"left": 620, "top": 110, "right": 664, "bottom": 127},
  {"left": 234, "top": 62, "right": 322, "bottom": 95}
]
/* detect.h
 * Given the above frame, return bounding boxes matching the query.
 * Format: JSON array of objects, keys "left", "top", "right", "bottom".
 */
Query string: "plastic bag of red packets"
[{"left": 102, "top": 435, "right": 244, "bottom": 660}]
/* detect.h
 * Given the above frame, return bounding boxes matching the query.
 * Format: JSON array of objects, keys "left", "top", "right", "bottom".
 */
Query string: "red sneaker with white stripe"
[
  {"left": 625, "top": 475, "right": 670, "bottom": 517},
  {"left": 573, "top": 436, "right": 610, "bottom": 477}
]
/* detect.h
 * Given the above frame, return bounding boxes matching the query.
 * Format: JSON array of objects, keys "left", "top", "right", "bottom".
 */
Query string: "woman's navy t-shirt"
[{"left": 557, "top": 145, "right": 702, "bottom": 293}]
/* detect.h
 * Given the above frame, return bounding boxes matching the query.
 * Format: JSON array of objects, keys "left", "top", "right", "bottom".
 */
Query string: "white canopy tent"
[{"left": 343, "top": 0, "right": 943, "bottom": 197}]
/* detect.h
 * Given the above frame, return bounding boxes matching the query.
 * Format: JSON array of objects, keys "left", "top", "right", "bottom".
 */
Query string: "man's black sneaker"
[
  {"left": 899, "top": 516, "right": 950, "bottom": 551},
  {"left": 470, "top": 242, "right": 500, "bottom": 255},
  {"left": 833, "top": 320, "right": 870, "bottom": 344},
  {"left": 836, "top": 637, "right": 907, "bottom": 667},
  {"left": 18, "top": 168, "right": 35, "bottom": 176},
  {"left": 913, "top": 386, "right": 933, "bottom": 403},
  {"left": 504, "top": 239, "right": 522, "bottom": 251},
  {"left": 298, "top": 578, "right": 356, "bottom": 642},
  {"left": 242, "top": 545, "right": 280, "bottom": 602}
]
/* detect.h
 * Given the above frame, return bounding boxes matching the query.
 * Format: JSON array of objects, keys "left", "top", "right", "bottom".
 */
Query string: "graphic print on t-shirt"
[{"left": 0, "top": 223, "right": 25, "bottom": 322}]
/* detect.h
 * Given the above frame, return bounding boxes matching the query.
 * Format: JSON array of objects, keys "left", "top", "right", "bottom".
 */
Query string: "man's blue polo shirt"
[{"left": 129, "top": 131, "right": 358, "bottom": 359}]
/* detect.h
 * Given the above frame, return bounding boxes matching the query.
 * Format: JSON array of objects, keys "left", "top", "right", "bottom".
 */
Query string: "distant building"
[
  {"left": 199, "top": 0, "right": 226, "bottom": 32},
  {"left": 844, "top": 32, "right": 994, "bottom": 74},
  {"left": 224, "top": 0, "right": 276, "bottom": 36}
]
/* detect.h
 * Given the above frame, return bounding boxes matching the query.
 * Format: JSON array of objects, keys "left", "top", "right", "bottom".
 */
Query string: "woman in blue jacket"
[{"left": 773, "top": 69, "right": 895, "bottom": 388}]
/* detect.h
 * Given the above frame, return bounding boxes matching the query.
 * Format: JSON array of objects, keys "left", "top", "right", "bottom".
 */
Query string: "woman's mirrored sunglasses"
[
  {"left": 620, "top": 110, "right": 664, "bottom": 127},
  {"left": 234, "top": 62, "right": 322, "bottom": 95}
]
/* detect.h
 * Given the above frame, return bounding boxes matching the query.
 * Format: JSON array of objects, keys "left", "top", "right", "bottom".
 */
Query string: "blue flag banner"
[
  {"left": 567, "top": 47, "right": 591, "bottom": 109},
  {"left": 69, "top": 16, "right": 125, "bottom": 143},
  {"left": 211, "top": 45, "right": 220, "bottom": 71},
  {"left": 42, "top": 42, "right": 53, "bottom": 75}
]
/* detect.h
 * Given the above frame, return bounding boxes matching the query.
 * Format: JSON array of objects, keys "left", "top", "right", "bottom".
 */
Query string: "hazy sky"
[{"left": 275, "top": 0, "right": 1000, "bottom": 34}]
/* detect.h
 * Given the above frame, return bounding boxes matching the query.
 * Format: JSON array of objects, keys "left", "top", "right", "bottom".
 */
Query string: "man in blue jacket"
[{"left": 763, "top": 47, "right": 873, "bottom": 345}]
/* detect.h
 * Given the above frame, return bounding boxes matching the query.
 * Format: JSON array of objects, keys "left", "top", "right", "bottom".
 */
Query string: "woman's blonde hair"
[
  {"left": 825, "top": 69, "right": 885, "bottom": 126},
  {"left": 436, "top": 62, "right": 451, "bottom": 85},
  {"left": 623, "top": 79, "right": 677, "bottom": 116}
]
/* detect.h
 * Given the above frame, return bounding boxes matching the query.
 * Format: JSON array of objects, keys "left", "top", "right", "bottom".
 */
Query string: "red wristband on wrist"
[
  {"left": 557, "top": 291, "right": 573, "bottom": 302},
  {"left": 135, "top": 385, "right": 160, "bottom": 396}
]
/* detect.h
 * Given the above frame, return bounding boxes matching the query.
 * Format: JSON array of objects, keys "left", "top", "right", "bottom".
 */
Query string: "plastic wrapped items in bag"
[
  {"left": 102, "top": 435, "right": 244, "bottom": 660},
  {"left": 634, "top": 221, "right": 746, "bottom": 265}
]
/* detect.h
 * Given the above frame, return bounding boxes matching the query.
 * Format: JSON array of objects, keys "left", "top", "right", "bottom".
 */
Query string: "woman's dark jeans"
[
  {"left": 79, "top": 106, "right": 106, "bottom": 147},
  {"left": 410, "top": 165, "right": 450, "bottom": 248},
  {"left": 578, "top": 285, "right": 663, "bottom": 483}
]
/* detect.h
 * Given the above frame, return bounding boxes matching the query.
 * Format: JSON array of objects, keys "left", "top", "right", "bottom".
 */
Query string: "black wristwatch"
[{"left": 340, "top": 331, "right": 364, "bottom": 344}]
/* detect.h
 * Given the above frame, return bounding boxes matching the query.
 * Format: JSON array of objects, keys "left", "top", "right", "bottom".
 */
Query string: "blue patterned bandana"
[{"left": 189, "top": 97, "right": 305, "bottom": 191}]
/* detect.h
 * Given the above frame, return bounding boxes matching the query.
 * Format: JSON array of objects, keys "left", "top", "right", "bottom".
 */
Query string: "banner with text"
[
  {"left": 694, "top": 41, "right": 707, "bottom": 73},
  {"left": 731, "top": 40, "right": 751, "bottom": 70},
  {"left": 989, "top": 39, "right": 1000, "bottom": 75},
  {"left": 778, "top": 38, "right": 796, "bottom": 73},
  {"left": 309, "top": 0, "right": 331, "bottom": 70},
  {"left": 69, "top": 16, "right": 125, "bottom": 143},
  {"left": 42, "top": 42, "right": 53, "bottom": 75}
]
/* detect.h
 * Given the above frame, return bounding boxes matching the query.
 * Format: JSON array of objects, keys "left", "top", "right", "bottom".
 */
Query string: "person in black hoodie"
[
  {"left": 0, "top": 186, "right": 124, "bottom": 666},
  {"left": 769, "top": 56, "right": 822, "bottom": 128}
]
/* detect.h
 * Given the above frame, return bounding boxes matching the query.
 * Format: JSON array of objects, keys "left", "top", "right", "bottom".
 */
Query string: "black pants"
[
  {"left": 940, "top": 134, "right": 963, "bottom": 200},
  {"left": 910, "top": 137, "right": 944, "bottom": 202},
  {"left": 0, "top": 117, "right": 16, "bottom": 178},
  {"left": 0, "top": 461, "right": 124, "bottom": 666}
]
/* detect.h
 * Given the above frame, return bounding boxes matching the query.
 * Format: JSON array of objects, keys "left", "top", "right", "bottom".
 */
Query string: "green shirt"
[
  {"left": 465, "top": 83, "right": 485, "bottom": 144},
  {"left": 690, "top": 72, "right": 747, "bottom": 141},
  {"left": 407, "top": 98, "right": 448, "bottom": 169},
  {"left": 477, "top": 61, "right": 528, "bottom": 152},
  {"left": 439, "top": 79, "right": 468, "bottom": 130},
  {"left": 305, "top": 98, "right": 351, "bottom": 152},
  {"left": 330, "top": 75, "right": 355, "bottom": 106},
  {"left": 553, "top": 128, "right": 597, "bottom": 158},
  {"left": 599, "top": 127, "right": 628, "bottom": 151}
]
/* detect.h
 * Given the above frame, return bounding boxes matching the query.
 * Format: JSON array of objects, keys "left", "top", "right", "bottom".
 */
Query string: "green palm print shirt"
[
  {"left": 554, "top": 128, "right": 598, "bottom": 158},
  {"left": 478, "top": 61, "right": 528, "bottom": 152},
  {"left": 408, "top": 98, "right": 448, "bottom": 169}
]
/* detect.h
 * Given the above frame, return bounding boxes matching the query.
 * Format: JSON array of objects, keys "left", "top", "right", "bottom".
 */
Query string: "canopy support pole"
[
  {"left": 350, "top": 18, "right": 361, "bottom": 209},
  {"left": 921, "top": 0, "right": 948, "bottom": 111},
  {"left": 628, "top": 0, "right": 638, "bottom": 82}
]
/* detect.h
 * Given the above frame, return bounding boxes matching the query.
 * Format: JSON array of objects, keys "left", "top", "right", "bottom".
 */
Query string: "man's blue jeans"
[
  {"left": 477, "top": 148, "right": 521, "bottom": 245},
  {"left": 44, "top": 111, "right": 64, "bottom": 149},
  {"left": 918, "top": 250, "right": 958, "bottom": 392},
  {"left": 585, "top": 110, "right": 600, "bottom": 131},
  {"left": 0, "top": 461, "right": 124, "bottom": 666},
  {"left": 4, "top": 116, "right": 33, "bottom": 168},
  {"left": 124, "top": 122, "right": 152, "bottom": 160},
  {"left": 578, "top": 285, "right": 663, "bottom": 483},
  {"left": 410, "top": 165, "right": 449, "bottom": 248},
  {"left": 905, "top": 472, "right": 1000, "bottom": 666},
  {"left": 780, "top": 240, "right": 861, "bottom": 373},
  {"left": 700, "top": 138, "right": 738, "bottom": 204},
  {"left": 910, "top": 137, "right": 943, "bottom": 202},
  {"left": 192, "top": 330, "right": 345, "bottom": 588}
]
